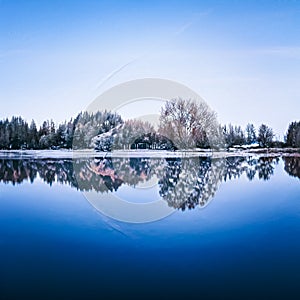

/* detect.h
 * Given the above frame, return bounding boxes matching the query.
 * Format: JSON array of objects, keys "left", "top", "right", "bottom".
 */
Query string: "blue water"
[{"left": 0, "top": 156, "right": 300, "bottom": 299}]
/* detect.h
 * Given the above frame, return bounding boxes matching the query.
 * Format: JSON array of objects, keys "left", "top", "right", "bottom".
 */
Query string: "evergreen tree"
[
  {"left": 65, "top": 120, "right": 75, "bottom": 148},
  {"left": 55, "top": 123, "right": 67, "bottom": 148},
  {"left": 223, "top": 124, "right": 246, "bottom": 147},
  {"left": 28, "top": 120, "right": 39, "bottom": 149},
  {"left": 286, "top": 121, "right": 300, "bottom": 148},
  {"left": 73, "top": 111, "right": 123, "bottom": 149}
]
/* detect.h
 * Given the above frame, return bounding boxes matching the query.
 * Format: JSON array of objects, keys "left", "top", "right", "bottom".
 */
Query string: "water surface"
[{"left": 0, "top": 155, "right": 299, "bottom": 299}]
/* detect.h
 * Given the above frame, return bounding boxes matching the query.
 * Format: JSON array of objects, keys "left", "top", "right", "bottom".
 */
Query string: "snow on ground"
[
  {"left": 0, "top": 148, "right": 298, "bottom": 159},
  {"left": 0, "top": 149, "right": 74, "bottom": 159}
]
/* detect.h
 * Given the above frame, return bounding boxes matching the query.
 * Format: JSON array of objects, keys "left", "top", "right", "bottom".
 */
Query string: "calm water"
[{"left": 0, "top": 155, "right": 300, "bottom": 299}]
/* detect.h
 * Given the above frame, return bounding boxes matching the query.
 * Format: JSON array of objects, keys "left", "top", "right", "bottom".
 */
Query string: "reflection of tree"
[
  {"left": 283, "top": 156, "right": 300, "bottom": 179},
  {"left": 74, "top": 157, "right": 167, "bottom": 192},
  {"left": 223, "top": 156, "right": 246, "bottom": 181},
  {"left": 74, "top": 158, "right": 123, "bottom": 192},
  {"left": 0, "top": 160, "right": 37, "bottom": 184},
  {"left": 159, "top": 158, "right": 224, "bottom": 210},
  {"left": 158, "top": 158, "right": 182, "bottom": 206},
  {"left": 222, "top": 156, "right": 279, "bottom": 182},
  {"left": 0, "top": 155, "right": 282, "bottom": 210},
  {"left": 256, "top": 157, "right": 279, "bottom": 180},
  {"left": 129, "top": 158, "right": 152, "bottom": 177},
  {"left": 0, "top": 159, "right": 76, "bottom": 186},
  {"left": 245, "top": 157, "right": 257, "bottom": 181}
]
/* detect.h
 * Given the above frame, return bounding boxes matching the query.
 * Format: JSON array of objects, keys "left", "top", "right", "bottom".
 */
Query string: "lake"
[{"left": 0, "top": 154, "right": 300, "bottom": 299}]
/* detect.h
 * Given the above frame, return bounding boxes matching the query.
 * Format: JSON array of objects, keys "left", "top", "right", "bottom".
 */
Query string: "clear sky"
[{"left": 0, "top": 0, "right": 299, "bottom": 138}]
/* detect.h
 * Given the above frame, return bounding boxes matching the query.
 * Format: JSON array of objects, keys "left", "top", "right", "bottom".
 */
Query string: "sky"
[{"left": 0, "top": 0, "right": 300, "bottom": 138}]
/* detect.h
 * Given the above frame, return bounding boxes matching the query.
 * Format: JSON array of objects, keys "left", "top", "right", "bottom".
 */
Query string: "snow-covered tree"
[
  {"left": 158, "top": 98, "right": 219, "bottom": 149},
  {"left": 73, "top": 111, "right": 123, "bottom": 149},
  {"left": 93, "top": 120, "right": 156, "bottom": 151}
]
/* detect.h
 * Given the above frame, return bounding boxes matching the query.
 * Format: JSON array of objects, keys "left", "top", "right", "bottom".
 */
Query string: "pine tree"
[
  {"left": 223, "top": 124, "right": 246, "bottom": 147},
  {"left": 28, "top": 120, "right": 39, "bottom": 149},
  {"left": 286, "top": 121, "right": 300, "bottom": 148}
]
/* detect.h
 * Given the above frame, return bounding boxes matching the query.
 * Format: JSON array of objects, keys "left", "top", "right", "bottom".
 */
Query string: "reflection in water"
[
  {"left": 0, "top": 155, "right": 292, "bottom": 210},
  {"left": 283, "top": 156, "right": 300, "bottom": 179},
  {"left": 0, "top": 159, "right": 75, "bottom": 186},
  {"left": 159, "top": 157, "right": 223, "bottom": 210}
]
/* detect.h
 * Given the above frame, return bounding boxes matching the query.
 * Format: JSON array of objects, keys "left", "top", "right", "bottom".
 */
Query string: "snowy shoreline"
[{"left": 0, "top": 148, "right": 299, "bottom": 159}]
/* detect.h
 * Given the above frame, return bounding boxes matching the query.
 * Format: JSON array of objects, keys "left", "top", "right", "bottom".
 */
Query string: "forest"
[{"left": 0, "top": 98, "right": 299, "bottom": 150}]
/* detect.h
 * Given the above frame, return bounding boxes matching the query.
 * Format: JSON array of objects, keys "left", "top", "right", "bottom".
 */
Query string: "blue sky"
[{"left": 0, "top": 0, "right": 299, "bottom": 137}]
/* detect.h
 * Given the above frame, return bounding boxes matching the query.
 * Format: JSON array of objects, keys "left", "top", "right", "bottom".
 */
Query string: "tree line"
[
  {"left": 93, "top": 99, "right": 300, "bottom": 150},
  {"left": 223, "top": 121, "right": 299, "bottom": 148},
  {"left": 223, "top": 123, "right": 275, "bottom": 148},
  {"left": 0, "top": 98, "right": 299, "bottom": 150},
  {"left": 0, "top": 111, "right": 122, "bottom": 150}
]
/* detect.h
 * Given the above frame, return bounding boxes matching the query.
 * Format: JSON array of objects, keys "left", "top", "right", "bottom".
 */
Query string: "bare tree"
[
  {"left": 258, "top": 124, "right": 274, "bottom": 148},
  {"left": 158, "top": 98, "right": 220, "bottom": 149}
]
